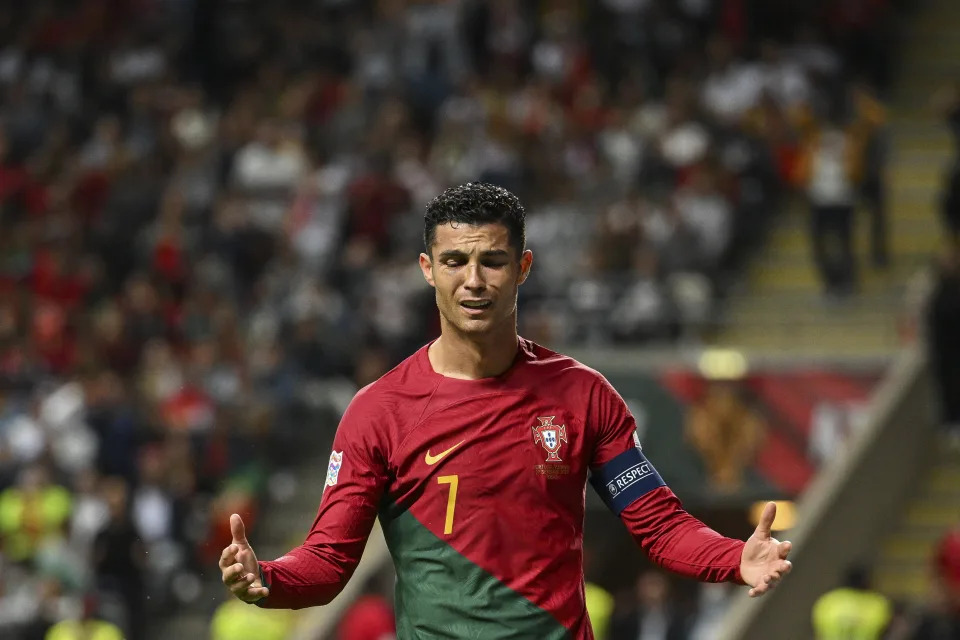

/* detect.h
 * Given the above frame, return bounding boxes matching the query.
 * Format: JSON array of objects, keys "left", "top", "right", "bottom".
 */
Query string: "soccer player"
[{"left": 219, "top": 182, "right": 793, "bottom": 638}]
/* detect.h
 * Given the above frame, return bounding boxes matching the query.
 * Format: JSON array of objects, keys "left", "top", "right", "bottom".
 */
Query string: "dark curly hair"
[{"left": 423, "top": 182, "right": 526, "bottom": 258}]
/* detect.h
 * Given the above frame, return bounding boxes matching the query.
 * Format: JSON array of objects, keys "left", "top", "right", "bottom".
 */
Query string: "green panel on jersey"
[{"left": 379, "top": 506, "right": 570, "bottom": 640}]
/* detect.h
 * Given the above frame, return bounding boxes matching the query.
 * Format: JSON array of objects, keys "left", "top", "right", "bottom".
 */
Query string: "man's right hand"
[{"left": 219, "top": 513, "right": 270, "bottom": 603}]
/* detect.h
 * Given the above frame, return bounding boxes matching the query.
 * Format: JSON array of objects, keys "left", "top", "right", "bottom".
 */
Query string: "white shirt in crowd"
[
  {"left": 808, "top": 129, "right": 854, "bottom": 207},
  {"left": 674, "top": 189, "right": 732, "bottom": 263},
  {"left": 702, "top": 63, "right": 764, "bottom": 124}
]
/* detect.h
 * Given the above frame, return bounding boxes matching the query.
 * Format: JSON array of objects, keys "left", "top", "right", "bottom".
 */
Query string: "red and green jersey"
[{"left": 258, "top": 338, "right": 745, "bottom": 638}]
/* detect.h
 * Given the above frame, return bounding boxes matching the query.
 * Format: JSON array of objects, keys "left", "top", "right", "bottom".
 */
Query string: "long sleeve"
[
  {"left": 587, "top": 374, "right": 745, "bottom": 585},
  {"left": 620, "top": 486, "right": 744, "bottom": 583},
  {"left": 258, "top": 387, "right": 390, "bottom": 609}
]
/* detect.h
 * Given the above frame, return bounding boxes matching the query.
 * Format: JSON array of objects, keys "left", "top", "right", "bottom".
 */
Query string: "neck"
[{"left": 429, "top": 317, "right": 519, "bottom": 380}]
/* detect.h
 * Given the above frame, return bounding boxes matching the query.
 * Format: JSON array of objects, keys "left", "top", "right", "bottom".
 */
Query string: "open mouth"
[{"left": 460, "top": 300, "right": 492, "bottom": 312}]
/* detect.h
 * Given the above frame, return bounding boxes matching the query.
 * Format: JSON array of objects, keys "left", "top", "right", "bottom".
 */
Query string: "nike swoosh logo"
[{"left": 424, "top": 440, "right": 465, "bottom": 466}]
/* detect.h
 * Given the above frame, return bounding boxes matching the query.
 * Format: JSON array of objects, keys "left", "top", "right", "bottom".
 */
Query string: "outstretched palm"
[
  {"left": 739, "top": 502, "right": 793, "bottom": 597},
  {"left": 219, "top": 513, "right": 270, "bottom": 603}
]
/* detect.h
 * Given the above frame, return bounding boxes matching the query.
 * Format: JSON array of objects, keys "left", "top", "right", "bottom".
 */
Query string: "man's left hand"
[{"left": 739, "top": 501, "right": 793, "bottom": 597}]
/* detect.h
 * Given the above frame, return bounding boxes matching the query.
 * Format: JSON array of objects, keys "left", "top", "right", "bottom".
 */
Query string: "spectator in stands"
[
  {"left": 608, "top": 570, "right": 689, "bottom": 640},
  {"left": 793, "top": 91, "right": 885, "bottom": 299},
  {"left": 925, "top": 241, "right": 960, "bottom": 440},
  {"left": 585, "top": 580, "right": 615, "bottom": 640},
  {"left": 934, "top": 80, "right": 960, "bottom": 246},
  {"left": 335, "top": 594, "right": 396, "bottom": 640},
  {"left": 210, "top": 597, "right": 292, "bottom": 640},
  {"left": 0, "top": 464, "right": 72, "bottom": 563},
  {"left": 911, "top": 523, "right": 960, "bottom": 639},
  {"left": 700, "top": 35, "right": 764, "bottom": 127},
  {"left": 92, "top": 477, "right": 145, "bottom": 639},
  {"left": 11, "top": 576, "right": 75, "bottom": 640},
  {"left": 936, "top": 525, "right": 960, "bottom": 608},
  {"left": 812, "top": 565, "right": 891, "bottom": 640},
  {"left": 673, "top": 162, "right": 734, "bottom": 272},
  {"left": 913, "top": 608, "right": 960, "bottom": 640},
  {"left": 610, "top": 248, "right": 675, "bottom": 344},
  {"left": 43, "top": 595, "right": 124, "bottom": 640},
  {"left": 757, "top": 39, "right": 812, "bottom": 113},
  {"left": 69, "top": 469, "right": 109, "bottom": 567},
  {"left": 689, "top": 582, "right": 735, "bottom": 640},
  {"left": 853, "top": 84, "right": 890, "bottom": 268}
]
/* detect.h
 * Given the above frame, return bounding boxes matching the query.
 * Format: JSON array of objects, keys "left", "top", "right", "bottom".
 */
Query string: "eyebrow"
[{"left": 437, "top": 249, "right": 511, "bottom": 261}]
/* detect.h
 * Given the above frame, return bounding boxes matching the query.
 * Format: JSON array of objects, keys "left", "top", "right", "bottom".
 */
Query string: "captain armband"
[{"left": 589, "top": 447, "right": 666, "bottom": 515}]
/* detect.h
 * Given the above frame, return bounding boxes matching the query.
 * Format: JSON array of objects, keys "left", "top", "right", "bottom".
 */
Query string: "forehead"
[{"left": 431, "top": 222, "right": 512, "bottom": 253}]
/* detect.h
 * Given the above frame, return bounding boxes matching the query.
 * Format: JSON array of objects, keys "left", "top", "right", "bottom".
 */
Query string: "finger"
[
  {"left": 232, "top": 584, "right": 256, "bottom": 599},
  {"left": 234, "top": 578, "right": 267, "bottom": 600},
  {"left": 219, "top": 544, "right": 239, "bottom": 570},
  {"left": 222, "top": 563, "right": 246, "bottom": 586},
  {"left": 779, "top": 559, "right": 793, "bottom": 574},
  {"left": 754, "top": 501, "right": 777, "bottom": 538},
  {"left": 229, "top": 572, "right": 258, "bottom": 595},
  {"left": 224, "top": 563, "right": 247, "bottom": 584},
  {"left": 766, "top": 563, "right": 791, "bottom": 580},
  {"left": 778, "top": 541, "right": 793, "bottom": 559},
  {"left": 229, "top": 571, "right": 254, "bottom": 589},
  {"left": 749, "top": 577, "right": 779, "bottom": 598},
  {"left": 230, "top": 513, "right": 248, "bottom": 545}
]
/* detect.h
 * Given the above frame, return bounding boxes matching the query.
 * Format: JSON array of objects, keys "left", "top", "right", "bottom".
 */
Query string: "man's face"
[{"left": 420, "top": 222, "right": 532, "bottom": 337}]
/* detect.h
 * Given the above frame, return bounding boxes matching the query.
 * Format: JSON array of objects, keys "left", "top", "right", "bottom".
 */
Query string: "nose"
[{"left": 463, "top": 263, "right": 486, "bottom": 292}]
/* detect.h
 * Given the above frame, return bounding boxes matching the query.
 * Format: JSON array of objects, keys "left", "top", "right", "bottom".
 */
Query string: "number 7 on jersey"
[{"left": 437, "top": 475, "right": 459, "bottom": 534}]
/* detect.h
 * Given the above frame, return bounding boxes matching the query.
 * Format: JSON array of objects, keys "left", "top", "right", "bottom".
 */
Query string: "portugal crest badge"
[{"left": 532, "top": 416, "right": 567, "bottom": 463}]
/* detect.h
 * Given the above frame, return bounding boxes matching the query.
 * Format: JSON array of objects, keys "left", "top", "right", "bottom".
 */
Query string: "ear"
[
  {"left": 518, "top": 250, "right": 533, "bottom": 285},
  {"left": 419, "top": 253, "right": 436, "bottom": 288}
]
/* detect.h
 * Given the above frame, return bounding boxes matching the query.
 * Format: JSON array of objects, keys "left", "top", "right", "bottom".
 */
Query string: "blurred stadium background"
[{"left": 1, "top": 0, "right": 959, "bottom": 639}]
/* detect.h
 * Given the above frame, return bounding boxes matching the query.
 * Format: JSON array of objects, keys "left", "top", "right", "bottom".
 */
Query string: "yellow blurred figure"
[
  {"left": 585, "top": 581, "right": 614, "bottom": 640},
  {"left": 210, "top": 598, "right": 293, "bottom": 640},
  {"left": 45, "top": 620, "right": 124, "bottom": 640},
  {"left": 812, "top": 567, "right": 891, "bottom": 640},
  {"left": 0, "top": 466, "right": 72, "bottom": 562}
]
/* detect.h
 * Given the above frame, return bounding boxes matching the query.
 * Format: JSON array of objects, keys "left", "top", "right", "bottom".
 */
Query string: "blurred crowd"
[{"left": 0, "top": 0, "right": 909, "bottom": 637}]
